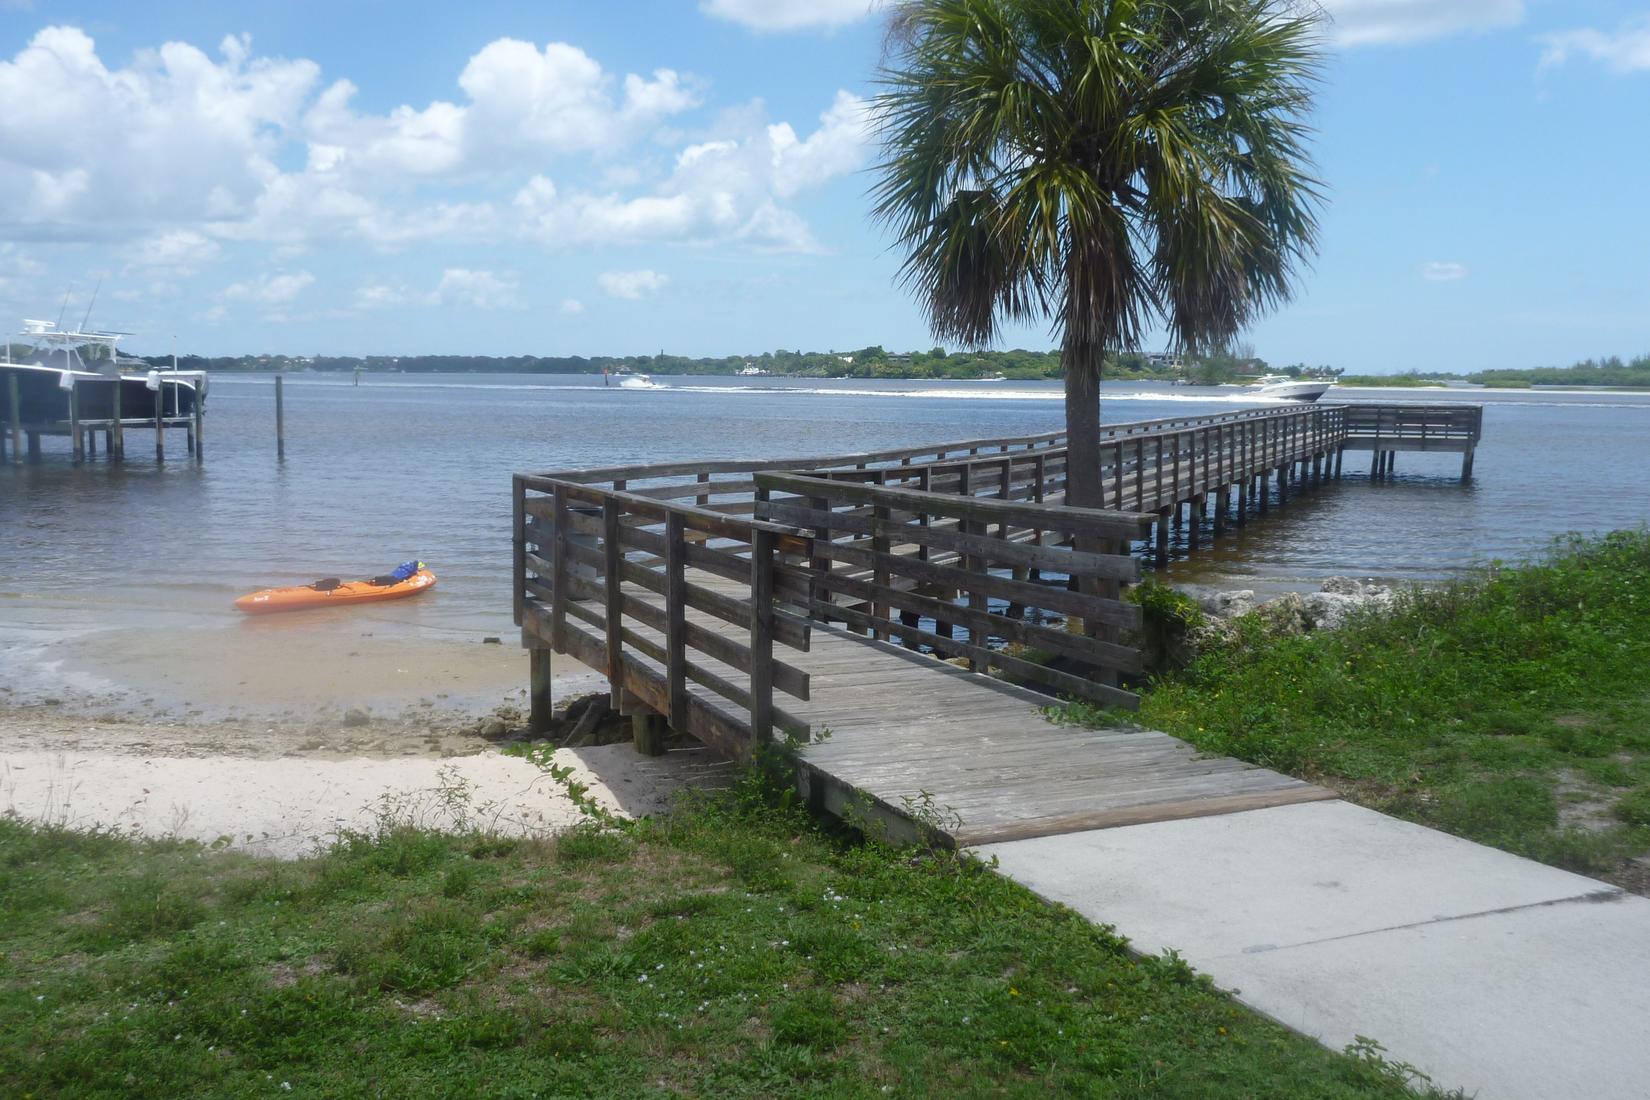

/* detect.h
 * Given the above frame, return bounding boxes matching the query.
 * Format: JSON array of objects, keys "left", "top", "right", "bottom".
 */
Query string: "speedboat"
[{"left": 1248, "top": 374, "right": 1332, "bottom": 402}]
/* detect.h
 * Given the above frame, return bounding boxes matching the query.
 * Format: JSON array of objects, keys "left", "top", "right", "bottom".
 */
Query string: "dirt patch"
[{"left": 1555, "top": 769, "right": 1619, "bottom": 835}]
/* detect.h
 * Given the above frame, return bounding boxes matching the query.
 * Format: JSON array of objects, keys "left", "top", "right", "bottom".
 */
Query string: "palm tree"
[{"left": 873, "top": 0, "right": 1324, "bottom": 509}]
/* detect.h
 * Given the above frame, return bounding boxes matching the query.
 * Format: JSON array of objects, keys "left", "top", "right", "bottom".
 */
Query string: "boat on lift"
[{"left": 1, "top": 318, "right": 206, "bottom": 425}]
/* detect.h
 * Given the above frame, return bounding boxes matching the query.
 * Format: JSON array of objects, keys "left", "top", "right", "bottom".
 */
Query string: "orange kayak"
[{"left": 235, "top": 568, "right": 436, "bottom": 614}]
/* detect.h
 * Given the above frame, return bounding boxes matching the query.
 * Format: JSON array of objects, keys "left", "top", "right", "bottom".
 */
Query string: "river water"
[{"left": 2, "top": 375, "right": 1646, "bottom": 704}]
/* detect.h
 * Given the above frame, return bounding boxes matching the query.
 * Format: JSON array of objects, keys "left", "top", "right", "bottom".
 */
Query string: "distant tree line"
[{"left": 126, "top": 345, "right": 1191, "bottom": 382}]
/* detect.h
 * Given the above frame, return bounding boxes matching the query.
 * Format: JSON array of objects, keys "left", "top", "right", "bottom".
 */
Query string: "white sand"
[{"left": 1, "top": 742, "right": 731, "bottom": 859}]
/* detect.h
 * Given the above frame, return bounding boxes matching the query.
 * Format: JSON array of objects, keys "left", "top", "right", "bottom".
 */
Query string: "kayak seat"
[{"left": 311, "top": 578, "right": 343, "bottom": 591}]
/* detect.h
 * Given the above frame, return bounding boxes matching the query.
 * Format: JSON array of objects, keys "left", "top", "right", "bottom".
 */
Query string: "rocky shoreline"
[{"left": 1197, "top": 576, "right": 1402, "bottom": 635}]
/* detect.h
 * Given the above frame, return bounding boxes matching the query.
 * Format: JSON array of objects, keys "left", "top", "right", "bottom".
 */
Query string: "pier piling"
[
  {"left": 6, "top": 374, "right": 20, "bottom": 464},
  {"left": 275, "top": 374, "right": 285, "bottom": 459}
]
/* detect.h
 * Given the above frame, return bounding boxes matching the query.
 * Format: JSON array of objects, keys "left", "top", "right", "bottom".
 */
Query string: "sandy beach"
[{"left": 0, "top": 622, "right": 729, "bottom": 857}]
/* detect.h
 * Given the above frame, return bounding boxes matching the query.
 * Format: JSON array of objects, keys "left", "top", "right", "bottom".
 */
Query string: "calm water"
[{"left": 3, "top": 374, "right": 1647, "bottom": 651}]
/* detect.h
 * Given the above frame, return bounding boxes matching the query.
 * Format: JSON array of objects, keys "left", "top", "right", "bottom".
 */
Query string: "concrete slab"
[
  {"left": 973, "top": 799, "right": 1617, "bottom": 958},
  {"left": 973, "top": 800, "right": 1650, "bottom": 1099},
  {"left": 1207, "top": 893, "right": 1650, "bottom": 1100}
]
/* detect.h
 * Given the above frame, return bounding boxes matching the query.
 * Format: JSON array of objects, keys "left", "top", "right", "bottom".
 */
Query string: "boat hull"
[
  {"left": 234, "top": 569, "right": 437, "bottom": 615},
  {"left": 0, "top": 364, "right": 200, "bottom": 424}
]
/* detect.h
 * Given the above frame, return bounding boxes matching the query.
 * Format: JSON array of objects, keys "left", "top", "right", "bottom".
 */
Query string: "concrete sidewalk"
[{"left": 974, "top": 800, "right": 1650, "bottom": 1100}]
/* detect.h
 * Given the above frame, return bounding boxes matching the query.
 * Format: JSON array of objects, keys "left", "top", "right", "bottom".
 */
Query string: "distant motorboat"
[
  {"left": 618, "top": 373, "right": 658, "bottom": 390},
  {"left": 737, "top": 365, "right": 768, "bottom": 376},
  {"left": 1247, "top": 374, "right": 1332, "bottom": 402}
]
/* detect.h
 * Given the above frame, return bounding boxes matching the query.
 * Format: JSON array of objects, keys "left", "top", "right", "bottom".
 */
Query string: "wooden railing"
[
  {"left": 1342, "top": 403, "right": 1483, "bottom": 446},
  {"left": 512, "top": 402, "right": 1473, "bottom": 755},
  {"left": 754, "top": 471, "right": 1154, "bottom": 708},
  {"left": 514, "top": 474, "right": 815, "bottom": 759}
]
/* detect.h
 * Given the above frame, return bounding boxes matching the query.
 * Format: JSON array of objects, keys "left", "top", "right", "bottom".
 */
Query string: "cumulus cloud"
[
  {"left": 1320, "top": 1, "right": 1523, "bottom": 47},
  {"left": 1540, "top": 17, "right": 1650, "bottom": 74},
  {"left": 511, "top": 91, "right": 868, "bottom": 252},
  {"left": 0, "top": 27, "right": 317, "bottom": 235},
  {"left": 222, "top": 270, "right": 315, "bottom": 304},
  {"left": 128, "top": 230, "right": 221, "bottom": 272},
  {"left": 700, "top": 0, "right": 884, "bottom": 32},
  {"left": 1421, "top": 261, "right": 1468, "bottom": 281},
  {"left": 429, "top": 268, "right": 520, "bottom": 310},
  {"left": 598, "top": 269, "right": 669, "bottom": 299}
]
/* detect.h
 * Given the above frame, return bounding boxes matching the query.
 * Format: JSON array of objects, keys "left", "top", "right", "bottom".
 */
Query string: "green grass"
[
  {"left": 0, "top": 771, "right": 1447, "bottom": 1098},
  {"left": 1071, "top": 531, "right": 1650, "bottom": 886}
]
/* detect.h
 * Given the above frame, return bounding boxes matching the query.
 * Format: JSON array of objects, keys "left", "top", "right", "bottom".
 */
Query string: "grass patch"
[
  {"left": 1070, "top": 530, "right": 1650, "bottom": 886},
  {"left": 0, "top": 771, "right": 1449, "bottom": 1097}
]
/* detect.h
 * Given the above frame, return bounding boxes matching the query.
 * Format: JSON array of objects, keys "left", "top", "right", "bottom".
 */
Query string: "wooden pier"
[{"left": 514, "top": 402, "right": 1483, "bottom": 843}]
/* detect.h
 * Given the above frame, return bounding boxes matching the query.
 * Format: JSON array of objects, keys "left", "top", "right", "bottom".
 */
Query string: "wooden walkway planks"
[{"left": 780, "top": 623, "right": 1334, "bottom": 846}]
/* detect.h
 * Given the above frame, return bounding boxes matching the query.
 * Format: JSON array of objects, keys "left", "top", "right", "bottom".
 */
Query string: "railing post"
[
  {"left": 603, "top": 496, "right": 624, "bottom": 710},
  {"left": 551, "top": 486, "right": 571, "bottom": 652},
  {"left": 512, "top": 476, "right": 526, "bottom": 627},
  {"left": 872, "top": 471, "right": 891, "bottom": 640},
  {"left": 749, "top": 528, "right": 776, "bottom": 747},
  {"left": 665, "top": 512, "right": 688, "bottom": 730}
]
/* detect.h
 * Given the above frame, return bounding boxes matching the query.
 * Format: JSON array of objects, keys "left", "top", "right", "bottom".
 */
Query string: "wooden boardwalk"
[
  {"left": 782, "top": 622, "right": 1332, "bottom": 846},
  {"left": 514, "top": 403, "right": 1475, "bottom": 845}
]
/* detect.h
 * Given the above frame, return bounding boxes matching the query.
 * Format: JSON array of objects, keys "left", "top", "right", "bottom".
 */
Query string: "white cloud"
[
  {"left": 429, "top": 268, "right": 520, "bottom": 310},
  {"left": 511, "top": 90, "right": 867, "bottom": 252},
  {"left": 128, "top": 230, "right": 221, "bottom": 271},
  {"left": 222, "top": 270, "right": 315, "bottom": 304},
  {"left": 353, "top": 282, "right": 409, "bottom": 310},
  {"left": 1321, "top": 1, "right": 1523, "bottom": 47},
  {"left": 1540, "top": 17, "right": 1650, "bottom": 74},
  {"left": 1421, "top": 261, "right": 1468, "bottom": 281},
  {"left": 768, "top": 90, "right": 872, "bottom": 198},
  {"left": 701, "top": 0, "right": 883, "bottom": 32},
  {"left": 598, "top": 269, "right": 669, "bottom": 299},
  {"left": 559, "top": 297, "right": 585, "bottom": 315},
  {"left": 0, "top": 27, "right": 318, "bottom": 233}
]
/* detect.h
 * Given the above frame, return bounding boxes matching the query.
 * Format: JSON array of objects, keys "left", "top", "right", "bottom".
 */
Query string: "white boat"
[
  {"left": 2, "top": 319, "right": 206, "bottom": 427},
  {"left": 1247, "top": 374, "right": 1332, "bottom": 402},
  {"left": 737, "top": 365, "right": 768, "bottom": 376}
]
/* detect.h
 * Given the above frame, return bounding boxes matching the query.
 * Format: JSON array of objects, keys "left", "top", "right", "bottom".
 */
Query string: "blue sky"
[{"left": 1, "top": 0, "right": 1647, "bottom": 372}]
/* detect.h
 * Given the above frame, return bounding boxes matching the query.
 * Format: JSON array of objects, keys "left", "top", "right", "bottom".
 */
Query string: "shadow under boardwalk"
[{"left": 788, "top": 624, "right": 1335, "bottom": 847}]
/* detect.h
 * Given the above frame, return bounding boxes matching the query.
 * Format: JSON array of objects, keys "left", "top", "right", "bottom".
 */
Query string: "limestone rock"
[{"left": 342, "top": 707, "right": 370, "bottom": 728}]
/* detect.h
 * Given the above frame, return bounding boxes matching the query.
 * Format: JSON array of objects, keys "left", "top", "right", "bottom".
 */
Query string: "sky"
[{"left": 1, "top": 0, "right": 1647, "bottom": 373}]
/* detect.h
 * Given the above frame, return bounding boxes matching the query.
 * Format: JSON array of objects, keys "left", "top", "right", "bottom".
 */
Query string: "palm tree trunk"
[{"left": 1062, "top": 341, "right": 1104, "bottom": 510}]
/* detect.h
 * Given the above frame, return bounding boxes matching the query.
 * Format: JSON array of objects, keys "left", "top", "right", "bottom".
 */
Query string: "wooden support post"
[
  {"left": 191, "top": 387, "right": 202, "bottom": 461},
  {"left": 86, "top": 427, "right": 96, "bottom": 458},
  {"left": 632, "top": 710, "right": 667, "bottom": 757},
  {"left": 1213, "top": 486, "right": 1228, "bottom": 536},
  {"left": 1259, "top": 470, "right": 1270, "bottom": 513},
  {"left": 6, "top": 372, "right": 20, "bottom": 464},
  {"left": 898, "top": 609, "right": 921, "bottom": 649},
  {"left": 1461, "top": 447, "right": 1475, "bottom": 481},
  {"left": 602, "top": 497, "right": 624, "bottom": 711},
  {"left": 1236, "top": 477, "right": 1248, "bottom": 522},
  {"left": 1188, "top": 494, "right": 1202, "bottom": 551},
  {"left": 275, "top": 374, "right": 285, "bottom": 459},
  {"left": 69, "top": 383, "right": 83, "bottom": 464},
  {"left": 872, "top": 471, "right": 891, "bottom": 641},
  {"left": 111, "top": 379, "right": 123, "bottom": 461},
  {"left": 749, "top": 527, "right": 776, "bottom": 747},
  {"left": 155, "top": 391, "right": 165, "bottom": 461},
  {"left": 1334, "top": 446, "right": 1344, "bottom": 479},
  {"left": 664, "top": 512, "right": 688, "bottom": 730},
  {"left": 1370, "top": 450, "right": 1380, "bottom": 479},
  {"left": 1277, "top": 464, "right": 1289, "bottom": 504},
  {"left": 528, "top": 646, "right": 553, "bottom": 733},
  {"left": 1386, "top": 450, "right": 1395, "bottom": 476},
  {"left": 1155, "top": 510, "right": 1171, "bottom": 566}
]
